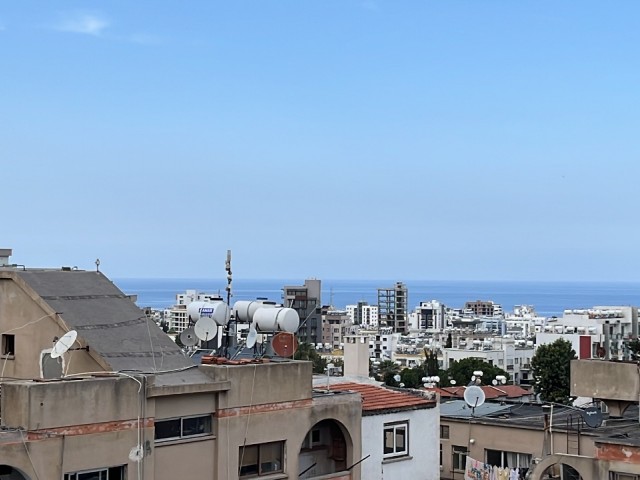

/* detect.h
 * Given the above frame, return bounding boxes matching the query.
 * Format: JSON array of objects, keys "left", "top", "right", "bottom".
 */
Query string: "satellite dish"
[
  {"left": 271, "top": 332, "right": 299, "bottom": 358},
  {"left": 194, "top": 317, "right": 217, "bottom": 342},
  {"left": 246, "top": 325, "right": 258, "bottom": 349},
  {"left": 129, "top": 445, "right": 144, "bottom": 462},
  {"left": 51, "top": 330, "right": 78, "bottom": 359},
  {"left": 464, "top": 386, "right": 486, "bottom": 408},
  {"left": 179, "top": 327, "right": 198, "bottom": 347},
  {"left": 582, "top": 406, "right": 603, "bottom": 428}
]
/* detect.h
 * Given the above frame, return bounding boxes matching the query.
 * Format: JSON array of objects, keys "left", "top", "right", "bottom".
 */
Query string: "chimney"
[
  {"left": 0, "top": 248, "right": 12, "bottom": 266},
  {"left": 343, "top": 335, "right": 371, "bottom": 378}
]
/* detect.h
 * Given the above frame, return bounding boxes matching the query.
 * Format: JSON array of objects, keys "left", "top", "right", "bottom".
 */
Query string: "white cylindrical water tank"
[
  {"left": 234, "top": 300, "right": 276, "bottom": 323},
  {"left": 253, "top": 307, "right": 299, "bottom": 333},
  {"left": 187, "top": 301, "right": 230, "bottom": 326}
]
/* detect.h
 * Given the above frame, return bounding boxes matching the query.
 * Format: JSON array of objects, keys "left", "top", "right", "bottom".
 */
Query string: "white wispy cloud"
[{"left": 55, "top": 12, "right": 109, "bottom": 36}]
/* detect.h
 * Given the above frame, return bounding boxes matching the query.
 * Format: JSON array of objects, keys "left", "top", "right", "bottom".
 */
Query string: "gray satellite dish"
[
  {"left": 582, "top": 406, "right": 603, "bottom": 428},
  {"left": 194, "top": 317, "right": 217, "bottom": 342},
  {"left": 51, "top": 330, "right": 78, "bottom": 359},
  {"left": 179, "top": 327, "right": 198, "bottom": 347},
  {"left": 246, "top": 325, "right": 258, "bottom": 349},
  {"left": 464, "top": 386, "right": 486, "bottom": 408}
]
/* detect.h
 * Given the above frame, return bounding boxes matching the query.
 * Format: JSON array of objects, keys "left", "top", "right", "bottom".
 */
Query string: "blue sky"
[{"left": 2, "top": 2, "right": 639, "bottom": 281}]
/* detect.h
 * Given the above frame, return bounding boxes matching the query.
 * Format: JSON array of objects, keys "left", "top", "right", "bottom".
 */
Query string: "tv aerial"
[
  {"left": 463, "top": 385, "right": 486, "bottom": 414},
  {"left": 51, "top": 330, "right": 88, "bottom": 358}
]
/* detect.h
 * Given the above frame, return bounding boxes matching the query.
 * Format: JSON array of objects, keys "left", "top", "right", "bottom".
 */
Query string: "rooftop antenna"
[
  {"left": 95, "top": 258, "right": 100, "bottom": 272},
  {"left": 224, "top": 250, "right": 234, "bottom": 355}
]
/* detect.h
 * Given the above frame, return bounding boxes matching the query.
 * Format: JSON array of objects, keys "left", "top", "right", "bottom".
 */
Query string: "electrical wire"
[
  {"left": 20, "top": 429, "right": 41, "bottom": 480},
  {"left": 238, "top": 363, "right": 258, "bottom": 477}
]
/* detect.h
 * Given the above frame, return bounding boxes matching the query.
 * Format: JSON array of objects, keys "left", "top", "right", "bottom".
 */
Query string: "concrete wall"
[
  {"left": 0, "top": 276, "right": 103, "bottom": 379},
  {"left": 361, "top": 406, "right": 440, "bottom": 480},
  {"left": 0, "top": 377, "right": 149, "bottom": 480},
  {"left": 200, "top": 361, "right": 312, "bottom": 409},
  {"left": 571, "top": 359, "right": 640, "bottom": 403}
]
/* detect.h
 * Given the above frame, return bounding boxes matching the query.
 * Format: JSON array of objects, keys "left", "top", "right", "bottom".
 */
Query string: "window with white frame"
[
  {"left": 452, "top": 445, "right": 468, "bottom": 470},
  {"left": 383, "top": 421, "right": 408, "bottom": 458},
  {"left": 155, "top": 414, "right": 212, "bottom": 442},
  {"left": 485, "top": 449, "right": 531, "bottom": 469},
  {"left": 64, "top": 465, "right": 126, "bottom": 480}
]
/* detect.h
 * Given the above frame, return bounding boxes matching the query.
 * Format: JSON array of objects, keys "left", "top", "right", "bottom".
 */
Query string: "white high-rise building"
[{"left": 346, "top": 302, "right": 379, "bottom": 328}]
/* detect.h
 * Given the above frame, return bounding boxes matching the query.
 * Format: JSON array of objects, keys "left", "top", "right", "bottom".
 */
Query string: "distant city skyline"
[{"left": 3, "top": 2, "right": 640, "bottom": 281}]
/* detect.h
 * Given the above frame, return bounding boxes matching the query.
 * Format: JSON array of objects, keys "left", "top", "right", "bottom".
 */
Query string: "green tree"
[
  {"left": 294, "top": 342, "right": 327, "bottom": 374},
  {"left": 445, "top": 333, "right": 452, "bottom": 348},
  {"left": 531, "top": 338, "right": 576, "bottom": 405},
  {"left": 400, "top": 367, "right": 423, "bottom": 388},
  {"left": 376, "top": 360, "right": 400, "bottom": 384},
  {"left": 423, "top": 348, "right": 440, "bottom": 376},
  {"left": 445, "top": 358, "right": 510, "bottom": 387}
]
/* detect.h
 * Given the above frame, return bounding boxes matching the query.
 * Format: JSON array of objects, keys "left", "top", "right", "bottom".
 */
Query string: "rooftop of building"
[
  {"left": 320, "top": 381, "right": 437, "bottom": 416},
  {"left": 0, "top": 268, "right": 202, "bottom": 374}
]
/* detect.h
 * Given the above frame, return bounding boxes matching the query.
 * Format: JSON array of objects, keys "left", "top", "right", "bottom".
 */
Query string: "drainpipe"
[{"left": 604, "top": 321, "right": 610, "bottom": 360}]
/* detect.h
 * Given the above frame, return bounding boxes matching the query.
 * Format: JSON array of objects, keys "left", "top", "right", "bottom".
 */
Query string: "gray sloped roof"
[
  {"left": 440, "top": 399, "right": 512, "bottom": 418},
  {"left": 17, "top": 270, "right": 194, "bottom": 373}
]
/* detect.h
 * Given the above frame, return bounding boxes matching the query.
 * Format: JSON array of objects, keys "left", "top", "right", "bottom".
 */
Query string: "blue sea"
[{"left": 114, "top": 278, "right": 640, "bottom": 318}]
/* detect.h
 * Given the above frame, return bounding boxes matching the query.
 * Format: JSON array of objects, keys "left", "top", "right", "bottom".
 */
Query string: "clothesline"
[{"left": 465, "top": 456, "right": 524, "bottom": 480}]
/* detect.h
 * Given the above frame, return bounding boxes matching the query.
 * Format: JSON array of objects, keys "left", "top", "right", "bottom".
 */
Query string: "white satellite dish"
[
  {"left": 463, "top": 386, "right": 486, "bottom": 408},
  {"left": 51, "top": 330, "right": 78, "bottom": 359},
  {"left": 129, "top": 445, "right": 144, "bottom": 462},
  {"left": 179, "top": 327, "right": 198, "bottom": 347},
  {"left": 246, "top": 325, "right": 258, "bottom": 349},
  {"left": 194, "top": 317, "right": 217, "bottom": 342}
]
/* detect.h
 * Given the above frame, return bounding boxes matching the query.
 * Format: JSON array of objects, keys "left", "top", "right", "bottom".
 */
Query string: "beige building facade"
[{"left": 0, "top": 267, "right": 363, "bottom": 480}]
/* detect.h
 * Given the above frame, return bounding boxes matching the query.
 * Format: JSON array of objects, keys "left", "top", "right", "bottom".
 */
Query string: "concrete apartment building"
[
  {"left": 321, "top": 309, "right": 353, "bottom": 351},
  {"left": 0, "top": 265, "right": 363, "bottom": 480},
  {"left": 345, "top": 302, "right": 378, "bottom": 328},
  {"left": 283, "top": 279, "right": 322, "bottom": 346},
  {"left": 377, "top": 282, "right": 408, "bottom": 334}
]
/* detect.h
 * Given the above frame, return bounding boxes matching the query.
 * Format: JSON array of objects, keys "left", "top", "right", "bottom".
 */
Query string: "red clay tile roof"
[{"left": 328, "top": 382, "right": 436, "bottom": 414}]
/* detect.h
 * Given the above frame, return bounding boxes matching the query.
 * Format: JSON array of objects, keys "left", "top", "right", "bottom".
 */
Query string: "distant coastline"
[{"left": 115, "top": 278, "right": 640, "bottom": 318}]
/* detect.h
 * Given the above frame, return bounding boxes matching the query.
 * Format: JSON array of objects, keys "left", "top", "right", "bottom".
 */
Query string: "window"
[
  {"left": 239, "top": 441, "right": 284, "bottom": 478},
  {"left": 485, "top": 449, "right": 531, "bottom": 470},
  {"left": 155, "top": 415, "right": 212, "bottom": 441},
  {"left": 610, "top": 473, "right": 639, "bottom": 480},
  {"left": 452, "top": 445, "right": 468, "bottom": 471},
  {"left": 383, "top": 421, "right": 408, "bottom": 458},
  {"left": 2, "top": 334, "right": 15, "bottom": 356},
  {"left": 440, "top": 425, "right": 450, "bottom": 439},
  {"left": 64, "top": 466, "right": 126, "bottom": 480}
]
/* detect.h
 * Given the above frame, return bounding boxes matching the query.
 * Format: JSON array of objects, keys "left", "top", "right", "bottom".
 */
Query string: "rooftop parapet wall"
[
  {"left": 571, "top": 359, "right": 640, "bottom": 411},
  {"left": 199, "top": 360, "right": 313, "bottom": 409},
  {"left": 1, "top": 376, "right": 143, "bottom": 430}
]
